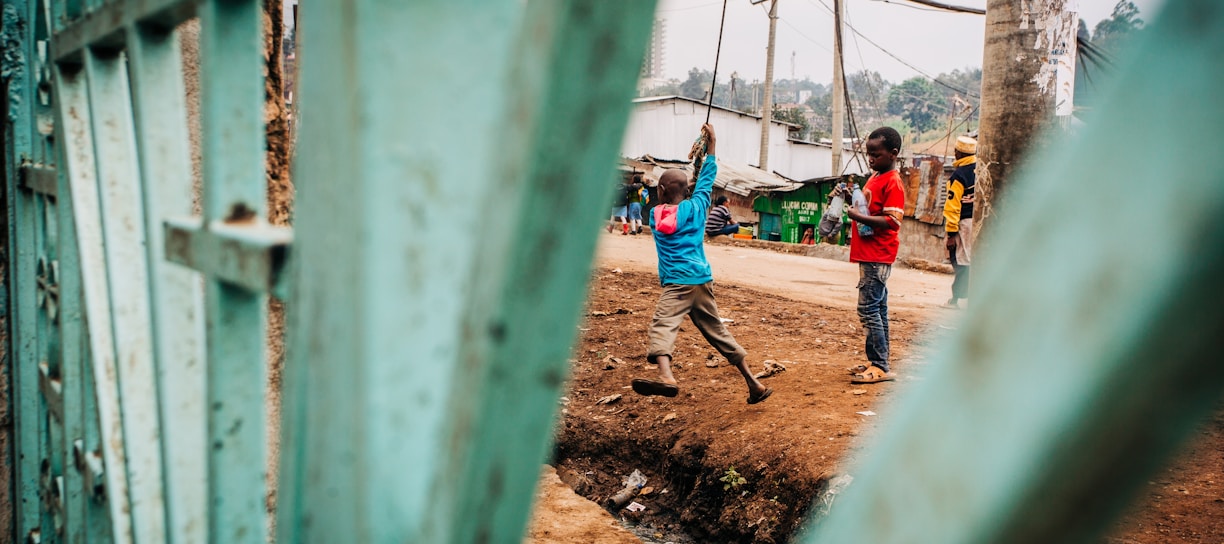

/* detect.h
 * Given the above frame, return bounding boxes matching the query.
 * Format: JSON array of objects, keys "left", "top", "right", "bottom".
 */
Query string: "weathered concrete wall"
[
  {"left": 896, "top": 217, "right": 948, "bottom": 265},
  {"left": 707, "top": 235, "right": 851, "bottom": 261},
  {"left": 707, "top": 229, "right": 953, "bottom": 274}
]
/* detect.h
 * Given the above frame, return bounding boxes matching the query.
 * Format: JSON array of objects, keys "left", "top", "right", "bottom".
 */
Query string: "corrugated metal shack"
[
  {"left": 622, "top": 155, "right": 798, "bottom": 229},
  {"left": 753, "top": 175, "right": 861, "bottom": 244}
]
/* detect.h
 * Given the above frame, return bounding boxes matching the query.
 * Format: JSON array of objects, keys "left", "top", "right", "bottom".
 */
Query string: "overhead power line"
[
  {"left": 779, "top": 17, "right": 834, "bottom": 54},
  {"left": 899, "top": 0, "right": 984, "bottom": 15},
  {"left": 807, "top": 0, "right": 981, "bottom": 98},
  {"left": 867, "top": 0, "right": 948, "bottom": 13}
]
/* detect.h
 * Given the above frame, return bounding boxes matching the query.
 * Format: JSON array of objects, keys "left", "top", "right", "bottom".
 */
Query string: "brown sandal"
[
  {"left": 846, "top": 364, "right": 869, "bottom": 376},
  {"left": 850, "top": 365, "right": 895, "bottom": 384}
]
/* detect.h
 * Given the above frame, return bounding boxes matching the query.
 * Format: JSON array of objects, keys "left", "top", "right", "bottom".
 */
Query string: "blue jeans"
[
  {"left": 857, "top": 262, "right": 892, "bottom": 372},
  {"left": 628, "top": 202, "right": 643, "bottom": 221},
  {"left": 708, "top": 223, "right": 739, "bottom": 236}
]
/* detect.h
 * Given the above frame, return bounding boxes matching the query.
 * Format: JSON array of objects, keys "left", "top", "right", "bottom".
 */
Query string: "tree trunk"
[{"left": 975, "top": 0, "right": 1067, "bottom": 251}]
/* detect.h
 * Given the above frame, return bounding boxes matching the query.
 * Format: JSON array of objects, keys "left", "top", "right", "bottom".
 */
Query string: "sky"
[{"left": 651, "top": 0, "right": 1165, "bottom": 85}]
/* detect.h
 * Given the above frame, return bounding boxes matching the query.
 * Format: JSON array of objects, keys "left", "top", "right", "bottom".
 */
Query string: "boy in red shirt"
[{"left": 845, "top": 127, "right": 905, "bottom": 384}]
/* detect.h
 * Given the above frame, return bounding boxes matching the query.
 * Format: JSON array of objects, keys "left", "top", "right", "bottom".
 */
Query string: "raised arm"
[{"left": 692, "top": 123, "right": 717, "bottom": 210}]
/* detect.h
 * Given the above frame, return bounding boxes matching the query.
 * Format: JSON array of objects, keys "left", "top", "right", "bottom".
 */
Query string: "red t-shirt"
[{"left": 850, "top": 169, "right": 905, "bottom": 264}]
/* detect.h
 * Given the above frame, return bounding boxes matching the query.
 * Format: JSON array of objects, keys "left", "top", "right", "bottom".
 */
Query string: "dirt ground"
[
  {"left": 537, "top": 233, "right": 1224, "bottom": 543},
  {"left": 526, "top": 466, "right": 642, "bottom": 544}
]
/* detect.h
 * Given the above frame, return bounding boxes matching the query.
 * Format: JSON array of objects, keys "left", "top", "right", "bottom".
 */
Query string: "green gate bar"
[
  {"left": 275, "top": 1, "right": 657, "bottom": 541},
  {"left": 126, "top": 17, "right": 207, "bottom": 544},
  {"left": 197, "top": 1, "right": 269, "bottom": 541},
  {"left": 83, "top": 45, "right": 167, "bottom": 542},
  {"left": 809, "top": 2, "right": 1224, "bottom": 543},
  {"left": 55, "top": 59, "right": 138, "bottom": 542}
]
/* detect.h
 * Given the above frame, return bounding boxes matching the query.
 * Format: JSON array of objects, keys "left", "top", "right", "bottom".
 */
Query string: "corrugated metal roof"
[
  {"left": 631, "top": 95, "right": 802, "bottom": 129},
  {"left": 625, "top": 155, "right": 801, "bottom": 196}
]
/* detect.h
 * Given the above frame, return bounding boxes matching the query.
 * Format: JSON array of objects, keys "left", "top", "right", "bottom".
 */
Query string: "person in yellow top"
[{"left": 943, "top": 136, "right": 976, "bottom": 309}]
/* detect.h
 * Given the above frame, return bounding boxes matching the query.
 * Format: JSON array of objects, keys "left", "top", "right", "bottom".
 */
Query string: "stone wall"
[
  {"left": 897, "top": 217, "right": 948, "bottom": 265},
  {"left": 708, "top": 223, "right": 954, "bottom": 274},
  {"left": 707, "top": 236, "right": 850, "bottom": 261}
]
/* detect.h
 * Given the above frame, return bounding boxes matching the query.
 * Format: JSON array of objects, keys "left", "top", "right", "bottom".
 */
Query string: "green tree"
[
  {"left": 1092, "top": 1, "right": 1144, "bottom": 53},
  {"left": 805, "top": 91, "right": 833, "bottom": 140},
  {"left": 679, "top": 67, "right": 713, "bottom": 101},
  {"left": 886, "top": 77, "right": 946, "bottom": 133},
  {"left": 773, "top": 105, "right": 812, "bottom": 141},
  {"left": 846, "top": 70, "right": 890, "bottom": 119}
]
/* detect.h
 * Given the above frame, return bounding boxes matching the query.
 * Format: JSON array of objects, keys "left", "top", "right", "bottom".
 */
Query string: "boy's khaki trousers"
[{"left": 647, "top": 282, "right": 747, "bottom": 365}]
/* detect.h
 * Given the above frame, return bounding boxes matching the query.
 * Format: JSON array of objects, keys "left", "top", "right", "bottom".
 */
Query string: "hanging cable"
[
  {"left": 706, "top": 0, "right": 730, "bottom": 122},
  {"left": 689, "top": 0, "right": 731, "bottom": 181}
]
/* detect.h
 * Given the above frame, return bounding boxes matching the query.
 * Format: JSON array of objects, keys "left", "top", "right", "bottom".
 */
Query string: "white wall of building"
[{"left": 620, "top": 97, "right": 861, "bottom": 181}]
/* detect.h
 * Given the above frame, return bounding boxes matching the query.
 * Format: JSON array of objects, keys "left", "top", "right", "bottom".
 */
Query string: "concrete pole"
[
  {"left": 976, "top": 0, "right": 1069, "bottom": 249},
  {"left": 758, "top": 0, "right": 778, "bottom": 170},
  {"left": 830, "top": 0, "right": 844, "bottom": 175}
]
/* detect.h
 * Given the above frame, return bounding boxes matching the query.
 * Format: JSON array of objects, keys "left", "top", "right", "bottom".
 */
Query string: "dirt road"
[
  {"left": 595, "top": 232, "right": 954, "bottom": 312},
  {"left": 531, "top": 233, "right": 1223, "bottom": 543}
]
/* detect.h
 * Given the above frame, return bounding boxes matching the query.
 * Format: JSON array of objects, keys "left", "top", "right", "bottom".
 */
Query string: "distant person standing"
[
  {"left": 607, "top": 177, "right": 643, "bottom": 235},
  {"left": 845, "top": 126, "right": 905, "bottom": 385},
  {"left": 943, "top": 136, "right": 977, "bottom": 309},
  {"left": 627, "top": 175, "right": 648, "bottom": 235},
  {"left": 705, "top": 195, "right": 740, "bottom": 237}
]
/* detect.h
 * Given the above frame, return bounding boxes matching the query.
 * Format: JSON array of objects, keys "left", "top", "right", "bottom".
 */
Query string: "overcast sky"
[{"left": 651, "top": 0, "right": 1165, "bottom": 85}]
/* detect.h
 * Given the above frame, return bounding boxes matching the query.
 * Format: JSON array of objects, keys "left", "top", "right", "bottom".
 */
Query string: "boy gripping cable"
[
  {"left": 631, "top": 124, "right": 773, "bottom": 405},
  {"left": 845, "top": 127, "right": 906, "bottom": 384}
]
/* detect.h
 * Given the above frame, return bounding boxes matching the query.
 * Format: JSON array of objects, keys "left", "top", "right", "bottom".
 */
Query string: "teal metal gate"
[
  {"left": 2, "top": 0, "right": 1223, "bottom": 543},
  {"left": 1, "top": 0, "right": 659, "bottom": 541}
]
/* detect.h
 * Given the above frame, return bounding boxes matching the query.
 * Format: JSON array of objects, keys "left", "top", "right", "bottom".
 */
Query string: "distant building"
[
  {"left": 640, "top": 18, "right": 666, "bottom": 80},
  {"left": 622, "top": 96, "right": 860, "bottom": 182}
]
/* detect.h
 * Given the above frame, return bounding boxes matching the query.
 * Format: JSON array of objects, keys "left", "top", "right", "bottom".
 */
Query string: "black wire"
[
  {"left": 809, "top": 0, "right": 981, "bottom": 99},
  {"left": 833, "top": 0, "right": 867, "bottom": 174},
  {"left": 900, "top": 0, "right": 984, "bottom": 15},
  {"left": 844, "top": 5, "right": 888, "bottom": 124},
  {"left": 914, "top": 105, "right": 979, "bottom": 156},
  {"left": 867, "top": 0, "right": 946, "bottom": 13},
  {"left": 706, "top": 0, "right": 730, "bottom": 123}
]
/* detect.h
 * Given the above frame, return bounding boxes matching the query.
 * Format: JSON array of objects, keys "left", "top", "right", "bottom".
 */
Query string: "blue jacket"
[{"left": 650, "top": 156, "right": 716, "bottom": 285}]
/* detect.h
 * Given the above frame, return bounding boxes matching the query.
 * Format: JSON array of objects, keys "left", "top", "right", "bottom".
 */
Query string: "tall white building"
[{"left": 640, "top": 18, "right": 666, "bottom": 80}]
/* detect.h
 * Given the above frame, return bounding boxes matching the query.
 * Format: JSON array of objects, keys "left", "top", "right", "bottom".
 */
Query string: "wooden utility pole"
[
  {"left": 976, "top": 0, "right": 1074, "bottom": 246},
  {"left": 758, "top": 0, "right": 778, "bottom": 170},
  {"left": 830, "top": 0, "right": 845, "bottom": 174}
]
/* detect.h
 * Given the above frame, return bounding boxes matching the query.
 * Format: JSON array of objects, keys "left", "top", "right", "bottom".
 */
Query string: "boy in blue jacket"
[{"left": 631, "top": 124, "right": 773, "bottom": 405}]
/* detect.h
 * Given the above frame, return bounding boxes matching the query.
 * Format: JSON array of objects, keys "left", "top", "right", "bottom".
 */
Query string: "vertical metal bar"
[
  {"left": 450, "top": 1, "right": 658, "bottom": 541},
  {"left": 34, "top": 194, "right": 59, "bottom": 544},
  {"left": 807, "top": 2, "right": 1224, "bottom": 543},
  {"left": 199, "top": 0, "right": 267, "bottom": 541},
  {"left": 126, "top": 21, "right": 208, "bottom": 544},
  {"left": 277, "top": 1, "right": 656, "bottom": 541},
  {"left": 54, "top": 61, "right": 134, "bottom": 544},
  {"left": 78, "top": 328, "right": 113, "bottom": 540},
  {"left": 54, "top": 156, "right": 87, "bottom": 544},
  {"left": 29, "top": 1, "right": 62, "bottom": 539},
  {"left": 4, "top": 0, "right": 44, "bottom": 538},
  {"left": 12, "top": 175, "right": 40, "bottom": 543},
  {"left": 82, "top": 46, "right": 166, "bottom": 544}
]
